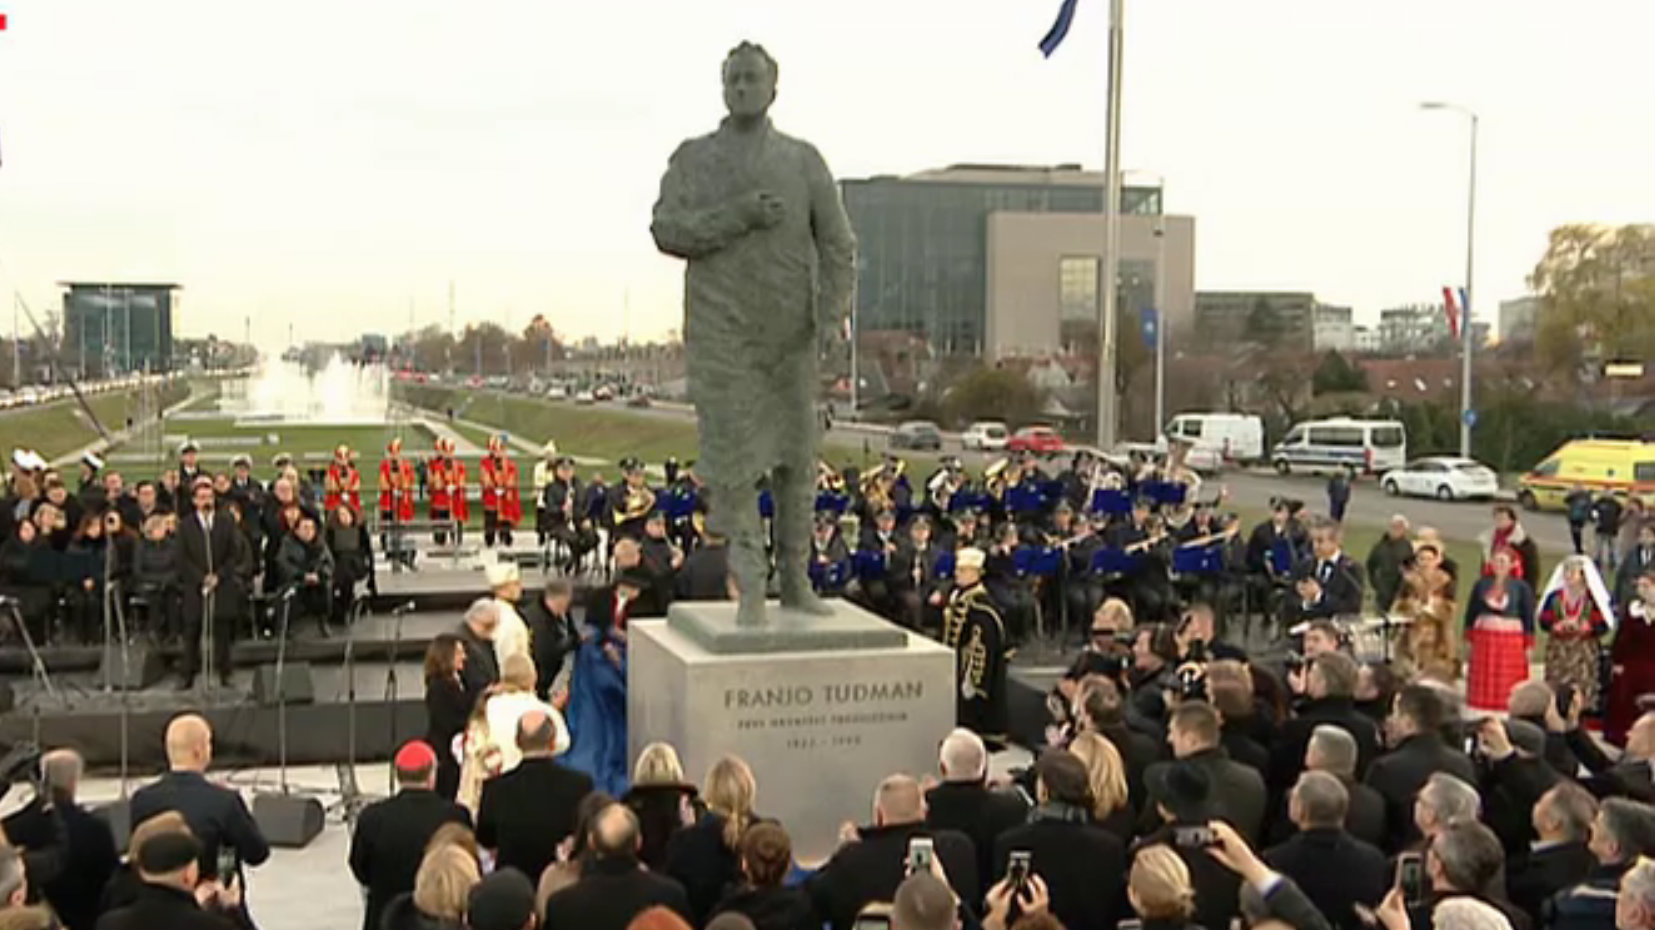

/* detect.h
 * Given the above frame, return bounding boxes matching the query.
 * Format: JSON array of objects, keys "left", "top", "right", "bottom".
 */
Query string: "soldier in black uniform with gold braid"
[
  {"left": 946, "top": 547, "right": 1012, "bottom": 746},
  {"left": 610, "top": 457, "right": 656, "bottom": 542}
]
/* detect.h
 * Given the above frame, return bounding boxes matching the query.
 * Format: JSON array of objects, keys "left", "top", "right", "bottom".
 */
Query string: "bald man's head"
[
  {"left": 165, "top": 714, "right": 213, "bottom": 772},
  {"left": 590, "top": 802, "right": 641, "bottom": 859},
  {"left": 875, "top": 774, "right": 925, "bottom": 827}
]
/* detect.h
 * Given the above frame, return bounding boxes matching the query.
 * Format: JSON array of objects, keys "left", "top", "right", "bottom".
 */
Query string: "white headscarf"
[{"left": 1540, "top": 554, "right": 1617, "bottom": 631}]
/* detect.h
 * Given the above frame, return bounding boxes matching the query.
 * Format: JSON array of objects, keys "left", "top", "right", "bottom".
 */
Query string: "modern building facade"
[
  {"left": 1499, "top": 295, "right": 1542, "bottom": 345},
  {"left": 1312, "top": 304, "right": 1355, "bottom": 353},
  {"left": 1192, "top": 291, "right": 1318, "bottom": 350},
  {"left": 60, "top": 282, "right": 178, "bottom": 375},
  {"left": 842, "top": 164, "right": 1195, "bottom": 359}
]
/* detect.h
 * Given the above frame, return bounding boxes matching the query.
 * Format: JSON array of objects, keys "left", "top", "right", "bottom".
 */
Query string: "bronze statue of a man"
[{"left": 651, "top": 42, "right": 857, "bottom": 627}]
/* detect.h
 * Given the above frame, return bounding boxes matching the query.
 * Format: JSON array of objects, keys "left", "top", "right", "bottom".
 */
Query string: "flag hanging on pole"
[
  {"left": 1139, "top": 306, "right": 1158, "bottom": 350},
  {"left": 1039, "top": 0, "right": 1080, "bottom": 57},
  {"left": 1441, "top": 286, "right": 1462, "bottom": 340}
]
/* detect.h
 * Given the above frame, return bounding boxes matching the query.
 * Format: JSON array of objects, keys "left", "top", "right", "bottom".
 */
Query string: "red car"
[{"left": 1008, "top": 426, "right": 1065, "bottom": 454}]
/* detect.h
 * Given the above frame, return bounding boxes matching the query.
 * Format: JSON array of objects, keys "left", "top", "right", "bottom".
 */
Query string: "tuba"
[
  {"left": 860, "top": 463, "right": 894, "bottom": 514},
  {"left": 614, "top": 483, "right": 656, "bottom": 524}
]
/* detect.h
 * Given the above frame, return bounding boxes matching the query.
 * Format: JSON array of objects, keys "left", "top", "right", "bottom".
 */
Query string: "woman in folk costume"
[
  {"left": 1537, "top": 554, "right": 1613, "bottom": 717},
  {"left": 1393, "top": 540, "right": 1460, "bottom": 680},
  {"left": 377, "top": 437, "right": 416, "bottom": 525},
  {"left": 1479, "top": 504, "right": 1541, "bottom": 585},
  {"left": 1463, "top": 546, "right": 1539, "bottom": 712},
  {"left": 479, "top": 434, "right": 522, "bottom": 547},
  {"left": 1607, "top": 571, "right": 1655, "bottom": 745}
]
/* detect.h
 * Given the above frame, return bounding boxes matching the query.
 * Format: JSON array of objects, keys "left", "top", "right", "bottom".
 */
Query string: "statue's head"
[{"left": 722, "top": 41, "right": 778, "bottom": 121}]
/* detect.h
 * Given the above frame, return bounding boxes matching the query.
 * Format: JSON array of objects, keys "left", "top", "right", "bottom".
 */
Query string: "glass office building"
[
  {"left": 841, "top": 165, "right": 1162, "bottom": 354},
  {"left": 61, "top": 283, "right": 178, "bottom": 376}
]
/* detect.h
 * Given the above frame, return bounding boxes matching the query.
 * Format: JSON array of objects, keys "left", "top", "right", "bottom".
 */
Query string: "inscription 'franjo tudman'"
[{"left": 725, "top": 680, "right": 924, "bottom": 710}]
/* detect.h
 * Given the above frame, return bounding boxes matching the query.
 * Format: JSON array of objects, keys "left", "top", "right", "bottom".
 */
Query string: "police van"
[{"left": 1270, "top": 417, "right": 1407, "bottom": 475}]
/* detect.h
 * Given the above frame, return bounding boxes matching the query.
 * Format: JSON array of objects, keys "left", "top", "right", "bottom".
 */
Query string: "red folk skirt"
[{"left": 1466, "top": 622, "right": 1531, "bottom": 711}]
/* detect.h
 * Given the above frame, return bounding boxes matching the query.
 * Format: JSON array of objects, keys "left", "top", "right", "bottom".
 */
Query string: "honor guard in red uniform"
[
  {"left": 480, "top": 434, "right": 521, "bottom": 547},
  {"left": 378, "top": 437, "right": 416, "bottom": 525},
  {"left": 427, "top": 437, "right": 467, "bottom": 544},
  {"left": 325, "top": 445, "right": 363, "bottom": 514}
]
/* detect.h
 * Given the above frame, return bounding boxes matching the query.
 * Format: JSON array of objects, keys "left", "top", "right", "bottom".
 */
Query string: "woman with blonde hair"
[
  {"left": 623, "top": 741, "right": 700, "bottom": 870},
  {"left": 1068, "top": 731, "right": 1132, "bottom": 838},
  {"left": 424, "top": 821, "right": 481, "bottom": 866},
  {"left": 483, "top": 652, "right": 567, "bottom": 774},
  {"left": 1128, "top": 844, "right": 1200, "bottom": 929},
  {"left": 382, "top": 844, "right": 480, "bottom": 930},
  {"left": 666, "top": 755, "right": 761, "bottom": 924}
]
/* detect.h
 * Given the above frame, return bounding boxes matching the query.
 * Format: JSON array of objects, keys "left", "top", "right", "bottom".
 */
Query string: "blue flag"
[
  {"left": 1039, "top": 0, "right": 1080, "bottom": 57},
  {"left": 1140, "top": 306, "right": 1158, "bottom": 350}
]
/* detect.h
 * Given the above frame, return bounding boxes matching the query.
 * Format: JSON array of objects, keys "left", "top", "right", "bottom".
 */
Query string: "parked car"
[
  {"left": 1007, "top": 426, "right": 1065, "bottom": 455},
  {"left": 574, "top": 389, "right": 596, "bottom": 405},
  {"left": 626, "top": 391, "right": 653, "bottom": 408},
  {"left": 593, "top": 385, "right": 615, "bottom": 401},
  {"left": 546, "top": 384, "right": 569, "bottom": 400},
  {"left": 1158, "top": 412, "right": 1264, "bottom": 463},
  {"left": 889, "top": 420, "right": 943, "bottom": 451},
  {"left": 961, "top": 421, "right": 1010, "bottom": 452},
  {"left": 1381, "top": 456, "right": 1500, "bottom": 501}
]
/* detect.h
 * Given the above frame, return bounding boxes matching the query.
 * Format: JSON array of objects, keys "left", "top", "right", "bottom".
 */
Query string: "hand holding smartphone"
[
  {"left": 1396, "top": 852, "right": 1425, "bottom": 907},
  {"left": 906, "top": 837, "right": 935, "bottom": 877}
]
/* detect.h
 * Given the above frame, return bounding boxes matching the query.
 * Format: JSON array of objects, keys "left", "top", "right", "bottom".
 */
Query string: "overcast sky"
[{"left": 0, "top": 0, "right": 1650, "bottom": 347}]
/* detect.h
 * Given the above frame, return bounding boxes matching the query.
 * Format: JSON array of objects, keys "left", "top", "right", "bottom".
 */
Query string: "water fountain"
[{"left": 216, "top": 354, "right": 391, "bottom": 425}]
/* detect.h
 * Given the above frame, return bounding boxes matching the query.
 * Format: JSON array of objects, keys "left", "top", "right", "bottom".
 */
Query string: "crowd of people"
[{"left": 7, "top": 430, "right": 1655, "bottom": 929}]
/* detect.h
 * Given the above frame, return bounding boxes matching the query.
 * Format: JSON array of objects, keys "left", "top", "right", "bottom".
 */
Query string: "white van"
[
  {"left": 1271, "top": 417, "right": 1407, "bottom": 475},
  {"left": 1160, "top": 413, "right": 1264, "bottom": 463}
]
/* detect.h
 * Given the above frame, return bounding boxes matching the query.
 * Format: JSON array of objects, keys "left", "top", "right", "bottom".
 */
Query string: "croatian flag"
[
  {"left": 1039, "top": 0, "right": 1080, "bottom": 57},
  {"left": 1441, "top": 286, "right": 1468, "bottom": 340}
]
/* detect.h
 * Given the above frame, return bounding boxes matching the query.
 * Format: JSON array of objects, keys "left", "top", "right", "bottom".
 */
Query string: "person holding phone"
[
  {"left": 128, "top": 714, "right": 269, "bottom": 917},
  {"left": 991, "top": 750, "right": 1125, "bottom": 930}
]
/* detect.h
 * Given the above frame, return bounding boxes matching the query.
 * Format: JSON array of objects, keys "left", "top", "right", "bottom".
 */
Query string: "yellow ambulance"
[{"left": 1517, "top": 438, "right": 1655, "bottom": 511}]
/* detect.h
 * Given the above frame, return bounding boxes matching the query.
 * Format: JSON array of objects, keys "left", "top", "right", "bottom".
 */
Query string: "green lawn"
[{"left": 0, "top": 382, "right": 190, "bottom": 462}]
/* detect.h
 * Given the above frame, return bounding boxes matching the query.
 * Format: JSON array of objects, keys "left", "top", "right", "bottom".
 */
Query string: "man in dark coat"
[
  {"left": 1363, "top": 685, "right": 1475, "bottom": 853},
  {"left": 808, "top": 774, "right": 978, "bottom": 930},
  {"left": 924, "top": 728, "right": 1028, "bottom": 894},
  {"left": 675, "top": 531, "right": 731, "bottom": 601},
  {"left": 541, "top": 803, "right": 691, "bottom": 930},
  {"left": 1140, "top": 701, "right": 1266, "bottom": 843},
  {"left": 1268, "top": 723, "right": 1387, "bottom": 850},
  {"left": 991, "top": 751, "right": 1125, "bottom": 930},
  {"left": 129, "top": 715, "right": 269, "bottom": 887},
  {"left": 525, "top": 579, "right": 580, "bottom": 703},
  {"left": 1284, "top": 518, "right": 1366, "bottom": 623},
  {"left": 348, "top": 741, "right": 470, "bottom": 930},
  {"left": 1264, "top": 771, "right": 1388, "bottom": 930},
  {"left": 1270, "top": 651, "right": 1381, "bottom": 793},
  {"left": 94, "top": 831, "right": 244, "bottom": 930},
  {"left": 1569, "top": 711, "right": 1655, "bottom": 803},
  {"left": 176, "top": 479, "right": 252, "bottom": 689},
  {"left": 455, "top": 597, "right": 502, "bottom": 703},
  {"left": 1506, "top": 782, "right": 1596, "bottom": 928},
  {"left": 1365, "top": 516, "right": 1416, "bottom": 613},
  {"left": 0, "top": 750, "right": 116, "bottom": 930},
  {"left": 477, "top": 712, "right": 594, "bottom": 887}
]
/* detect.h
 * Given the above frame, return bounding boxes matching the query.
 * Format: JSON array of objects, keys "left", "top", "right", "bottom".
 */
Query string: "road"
[{"left": 483, "top": 389, "right": 1578, "bottom": 552}]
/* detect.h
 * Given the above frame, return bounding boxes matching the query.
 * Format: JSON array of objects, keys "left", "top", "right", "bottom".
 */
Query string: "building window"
[{"left": 1059, "top": 256, "right": 1099, "bottom": 322}]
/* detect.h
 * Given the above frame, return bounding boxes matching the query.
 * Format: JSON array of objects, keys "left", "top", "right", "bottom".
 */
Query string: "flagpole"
[{"left": 1095, "top": 0, "right": 1125, "bottom": 451}]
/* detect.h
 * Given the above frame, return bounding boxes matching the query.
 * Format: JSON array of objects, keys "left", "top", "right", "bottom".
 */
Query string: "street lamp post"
[{"left": 1421, "top": 101, "right": 1479, "bottom": 459}]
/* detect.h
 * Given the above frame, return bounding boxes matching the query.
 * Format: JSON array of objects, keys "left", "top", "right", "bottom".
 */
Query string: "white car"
[
  {"left": 961, "top": 421, "right": 1009, "bottom": 451},
  {"left": 546, "top": 385, "right": 569, "bottom": 400},
  {"left": 573, "top": 389, "right": 595, "bottom": 405},
  {"left": 1381, "top": 456, "right": 1500, "bottom": 501}
]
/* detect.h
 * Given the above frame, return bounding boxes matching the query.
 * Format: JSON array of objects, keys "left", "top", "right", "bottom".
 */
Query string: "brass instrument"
[
  {"left": 614, "top": 484, "right": 656, "bottom": 524},
  {"left": 1124, "top": 528, "right": 1169, "bottom": 554},
  {"left": 818, "top": 460, "right": 846, "bottom": 493},
  {"left": 1177, "top": 524, "right": 1240, "bottom": 549},
  {"left": 984, "top": 458, "right": 1012, "bottom": 499},
  {"left": 860, "top": 464, "right": 895, "bottom": 514}
]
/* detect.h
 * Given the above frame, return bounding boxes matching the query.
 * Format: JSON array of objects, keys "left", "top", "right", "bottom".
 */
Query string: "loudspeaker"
[
  {"left": 252, "top": 792, "right": 325, "bottom": 848},
  {"left": 97, "top": 644, "right": 168, "bottom": 691},
  {"left": 252, "top": 662, "right": 315, "bottom": 706}
]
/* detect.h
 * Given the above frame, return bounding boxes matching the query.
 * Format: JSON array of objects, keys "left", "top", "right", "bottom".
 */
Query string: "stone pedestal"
[{"left": 629, "top": 600, "right": 954, "bottom": 862}]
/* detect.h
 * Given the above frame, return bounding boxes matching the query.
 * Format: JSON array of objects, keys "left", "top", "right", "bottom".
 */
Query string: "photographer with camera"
[
  {"left": 1, "top": 748, "right": 115, "bottom": 930},
  {"left": 1272, "top": 652, "right": 1382, "bottom": 795},
  {"left": 1126, "top": 624, "right": 1180, "bottom": 735},
  {"left": 0, "top": 743, "right": 68, "bottom": 913}
]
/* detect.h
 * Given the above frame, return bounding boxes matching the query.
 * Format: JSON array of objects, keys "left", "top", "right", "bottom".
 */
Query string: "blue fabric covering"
[{"left": 563, "top": 636, "right": 630, "bottom": 797}]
